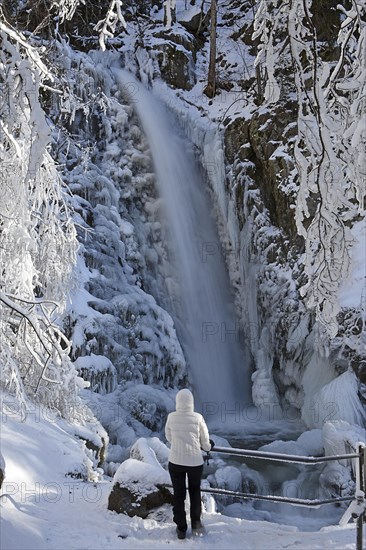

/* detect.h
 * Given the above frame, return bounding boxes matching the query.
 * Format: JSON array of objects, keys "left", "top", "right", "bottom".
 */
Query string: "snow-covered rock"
[
  {"left": 177, "top": 7, "right": 209, "bottom": 33},
  {"left": 259, "top": 429, "right": 324, "bottom": 458},
  {"left": 108, "top": 437, "right": 172, "bottom": 517},
  {"left": 108, "top": 458, "right": 172, "bottom": 518}
]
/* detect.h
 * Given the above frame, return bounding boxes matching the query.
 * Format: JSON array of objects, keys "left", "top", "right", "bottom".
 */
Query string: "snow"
[
  {"left": 339, "top": 220, "right": 366, "bottom": 308},
  {"left": 130, "top": 437, "right": 169, "bottom": 469},
  {"left": 259, "top": 429, "right": 324, "bottom": 458},
  {"left": 112, "top": 458, "right": 170, "bottom": 490},
  {"left": 323, "top": 420, "right": 366, "bottom": 466},
  {"left": 0, "top": 393, "right": 362, "bottom": 550},
  {"left": 303, "top": 368, "right": 366, "bottom": 430},
  {"left": 177, "top": 7, "right": 201, "bottom": 23},
  {"left": 74, "top": 354, "right": 116, "bottom": 374}
]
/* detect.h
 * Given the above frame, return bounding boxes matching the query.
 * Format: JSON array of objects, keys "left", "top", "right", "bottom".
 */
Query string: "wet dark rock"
[
  {"left": 177, "top": 9, "right": 209, "bottom": 35},
  {"left": 224, "top": 103, "right": 299, "bottom": 238},
  {"left": 153, "top": 42, "right": 195, "bottom": 90},
  {"left": 108, "top": 481, "right": 172, "bottom": 518}
]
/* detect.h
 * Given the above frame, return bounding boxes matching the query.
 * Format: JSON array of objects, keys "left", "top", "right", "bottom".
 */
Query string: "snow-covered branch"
[
  {"left": 0, "top": 290, "right": 79, "bottom": 416},
  {"left": 0, "top": 20, "right": 53, "bottom": 81},
  {"left": 53, "top": 0, "right": 85, "bottom": 23},
  {"left": 291, "top": 0, "right": 365, "bottom": 341},
  {"left": 252, "top": 0, "right": 282, "bottom": 103},
  {"left": 95, "top": 0, "right": 127, "bottom": 51}
]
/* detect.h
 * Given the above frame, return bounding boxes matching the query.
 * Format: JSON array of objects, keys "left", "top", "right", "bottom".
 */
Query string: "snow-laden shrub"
[
  {"left": 215, "top": 466, "right": 242, "bottom": 492},
  {"left": 118, "top": 383, "right": 175, "bottom": 433},
  {"left": 74, "top": 354, "right": 117, "bottom": 395},
  {"left": 319, "top": 462, "right": 355, "bottom": 503},
  {"left": 207, "top": 465, "right": 243, "bottom": 507}
]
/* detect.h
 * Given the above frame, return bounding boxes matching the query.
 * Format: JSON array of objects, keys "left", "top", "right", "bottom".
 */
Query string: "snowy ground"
[{"left": 0, "top": 395, "right": 361, "bottom": 550}]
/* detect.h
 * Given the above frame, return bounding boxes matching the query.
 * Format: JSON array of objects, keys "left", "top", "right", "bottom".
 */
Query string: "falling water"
[{"left": 113, "top": 68, "right": 251, "bottom": 415}]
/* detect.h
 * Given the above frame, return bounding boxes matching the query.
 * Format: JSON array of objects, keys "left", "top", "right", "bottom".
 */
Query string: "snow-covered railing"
[
  {"left": 187, "top": 485, "right": 354, "bottom": 508},
  {"left": 209, "top": 444, "right": 366, "bottom": 550},
  {"left": 210, "top": 445, "right": 362, "bottom": 464}
]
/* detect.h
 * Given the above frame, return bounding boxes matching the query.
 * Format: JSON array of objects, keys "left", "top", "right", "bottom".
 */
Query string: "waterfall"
[{"left": 113, "top": 68, "right": 251, "bottom": 416}]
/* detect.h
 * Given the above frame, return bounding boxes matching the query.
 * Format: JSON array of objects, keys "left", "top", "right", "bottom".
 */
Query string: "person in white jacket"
[{"left": 165, "top": 388, "right": 213, "bottom": 539}]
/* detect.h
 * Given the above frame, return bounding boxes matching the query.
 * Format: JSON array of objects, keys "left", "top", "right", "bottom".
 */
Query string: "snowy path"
[{"left": 0, "top": 401, "right": 360, "bottom": 550}]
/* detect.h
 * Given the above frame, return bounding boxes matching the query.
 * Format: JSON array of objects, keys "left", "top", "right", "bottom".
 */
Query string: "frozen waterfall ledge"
[{"left": 302, "top": 368, "right": 366, "bottom": 430}]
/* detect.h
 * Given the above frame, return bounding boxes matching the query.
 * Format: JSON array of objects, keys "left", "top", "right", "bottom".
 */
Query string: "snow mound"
[
  {"left": 314, "top": 370, "right": 365, "bottom": 429},
  {"left": 130, "top": 437, "right": 169, "bottom": 469},
  {"left": 260, "top": 429, "right": 324, "bottom": 457},
  {"left": 112, "top": 458, "right": 170, "bottom": 491},
  {"left": 323, "top": 420, "right": 366, "bottom": 463}
]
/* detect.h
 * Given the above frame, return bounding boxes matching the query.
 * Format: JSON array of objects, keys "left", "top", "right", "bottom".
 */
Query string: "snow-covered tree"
[
  {"left": 252, "top": 0, "right": 282, "bottom": 103},
  {"left": 253, "top": 0, "right": 366, "bottom": 352},
  {"left": 0, "top": 19, "right": 79, "bottom": 417}
]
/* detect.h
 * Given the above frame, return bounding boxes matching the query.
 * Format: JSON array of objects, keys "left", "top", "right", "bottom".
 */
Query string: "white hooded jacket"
[{"left": 165, "top": 389, "right": 211, "bottom": 467}]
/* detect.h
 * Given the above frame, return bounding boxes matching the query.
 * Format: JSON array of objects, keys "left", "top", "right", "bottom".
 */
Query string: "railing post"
[
  {"left": 356, "top": 444, "right": 365, "bottom": 550},
  {"left": 357, "top": 512, "right": 363, "bottom": 550}
]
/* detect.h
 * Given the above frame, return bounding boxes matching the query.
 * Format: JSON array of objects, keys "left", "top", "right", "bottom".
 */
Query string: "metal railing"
[
  {"left": 166, "top": 442, "right": 366, "bottom": 550},
  {"left": 211, "top": 444, "right": 366, "bottom": 550}
]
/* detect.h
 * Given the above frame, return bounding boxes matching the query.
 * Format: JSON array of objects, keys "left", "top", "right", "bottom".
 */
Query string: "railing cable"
[{"left": 211, "top": 445, "right": 362, "bottom": 464}]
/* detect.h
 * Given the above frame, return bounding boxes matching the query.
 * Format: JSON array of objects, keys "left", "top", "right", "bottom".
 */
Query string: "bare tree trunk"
[
  {"left": 164, "top": 0, "right": 176, "bottom": 28},
  {"left": 204, "top": 0, "right": 217, "bottom": 98}
]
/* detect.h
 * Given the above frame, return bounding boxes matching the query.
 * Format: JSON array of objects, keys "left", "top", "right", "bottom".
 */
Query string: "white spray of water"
[{"left": 113, "top": 68, "right": 251, "bottom": 414}]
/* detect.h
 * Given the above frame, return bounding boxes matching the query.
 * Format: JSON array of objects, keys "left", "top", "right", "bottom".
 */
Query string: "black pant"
[{"left": 168, "top": 462, "right": 203, "bottom": 531}]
